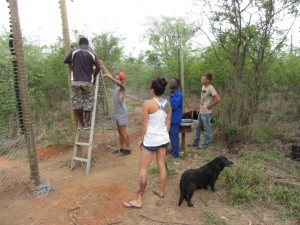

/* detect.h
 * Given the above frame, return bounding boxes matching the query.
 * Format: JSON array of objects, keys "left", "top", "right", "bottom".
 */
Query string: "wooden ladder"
[{"left": 70, "top": 74, "right": 100, "bottom": 175}]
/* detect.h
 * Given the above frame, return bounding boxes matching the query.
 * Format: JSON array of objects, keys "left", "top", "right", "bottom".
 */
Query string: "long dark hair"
[{"left": 150, "top": 76, "right": 168, "bottom": 96}]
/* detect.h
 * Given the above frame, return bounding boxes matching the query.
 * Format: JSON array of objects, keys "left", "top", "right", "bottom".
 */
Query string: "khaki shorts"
[{"left": 71, "top": 81, "right": 94, "bottom": 111}]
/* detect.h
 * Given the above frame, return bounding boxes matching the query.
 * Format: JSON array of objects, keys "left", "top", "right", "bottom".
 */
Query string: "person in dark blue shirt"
[{"left": 169, "top": 78, "right": 183, "bottom": 158}]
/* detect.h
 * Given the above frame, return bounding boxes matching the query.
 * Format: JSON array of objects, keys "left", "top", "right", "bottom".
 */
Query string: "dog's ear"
[{"left": 216, "top": 158, "right": 225, "bottom": 170}]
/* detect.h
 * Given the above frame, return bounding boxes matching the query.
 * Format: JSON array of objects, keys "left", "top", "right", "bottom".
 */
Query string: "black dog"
[{"left": 178, "top": 155, "right": 233, "bottom": 207}]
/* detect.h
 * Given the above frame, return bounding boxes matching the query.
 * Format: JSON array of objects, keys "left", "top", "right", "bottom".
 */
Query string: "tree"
[
  {"left": 197, "top": 0, "right": 300, "bottom": 138},
  {"left": 144, "top": 16, "right": 197, "bottom": 75},
  {"left": 91, "top": 32, "right": 124, "bottom": 70}
]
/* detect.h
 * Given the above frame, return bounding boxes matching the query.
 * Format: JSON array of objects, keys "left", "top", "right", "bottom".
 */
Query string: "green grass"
[
  {"left": 47, "top": 129, "right": 68, "bottom": 146},
  {"left": 0, "top": 147, "right": 9, "bottom": 156},
  {"left": 219, "top": 147, "right": 300, "bottom": 220},
  {"left": 204, "top": 212, "right": 230, "bottom": 225},
  {"left": 148, "top": 156, "right": 176, "bottom": 178}
]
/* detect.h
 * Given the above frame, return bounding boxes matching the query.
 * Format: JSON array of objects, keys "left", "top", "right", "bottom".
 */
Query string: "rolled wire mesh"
[{"left": 0, "top": 1, "right": 29, "bottom": 192}]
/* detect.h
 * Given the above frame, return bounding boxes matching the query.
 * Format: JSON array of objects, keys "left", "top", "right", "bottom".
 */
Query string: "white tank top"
[{"left": 143, "top": 98, "right": 170, "bottom": 147}]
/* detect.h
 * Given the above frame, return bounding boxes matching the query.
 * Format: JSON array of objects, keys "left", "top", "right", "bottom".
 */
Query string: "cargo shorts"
[{"left": 71, "top": 81, "right": 94, "bottom": 111}]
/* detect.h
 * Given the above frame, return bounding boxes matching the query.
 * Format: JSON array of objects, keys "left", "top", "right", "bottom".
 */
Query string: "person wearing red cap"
[{"left": 99, "top": 60, "right": 131, "bottom": 156}]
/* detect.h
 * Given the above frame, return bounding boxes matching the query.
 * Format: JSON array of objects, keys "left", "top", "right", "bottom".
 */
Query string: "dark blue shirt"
[{"left": 169, "top": 88, "right": 183, "bottom": 124}]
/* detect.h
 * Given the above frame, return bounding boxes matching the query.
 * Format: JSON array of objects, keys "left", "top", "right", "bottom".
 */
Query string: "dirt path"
[{"left": 0, "top": 131, "right": 297, "bottom": 225}]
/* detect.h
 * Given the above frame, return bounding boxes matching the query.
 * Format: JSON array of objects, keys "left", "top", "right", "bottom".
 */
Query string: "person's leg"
[
  {"left": 201, "top": 114, "right": 212, "bottom": 147},
  {"left": 84, "top": 110, "right": 92, "bottom": 129},
  {"left": 75, "top": 108, "right": 84, "bottom": 127},
  {"left": 117, "top": 126, "right": 124, "bottom": 149},
  {"left": 82, "top": 82, "right": 94, "bottom": 129},
  {"left": 71, "top": 83, "right": 84, "bottom": 128},
  {"left": 116, "top": 114, "right": 129, "bottom": 150},
  {"left": 192, "top": 113, "right": 203, "bottom": 145},
  {"left": 155, "top": 147, "right": 167, "bottom": 196},
  {"left": 124, "top": 149, "right": 153, "bottom": 207},
  {"left": 170, "top": 123, "right": 180, "bottom": 158}
]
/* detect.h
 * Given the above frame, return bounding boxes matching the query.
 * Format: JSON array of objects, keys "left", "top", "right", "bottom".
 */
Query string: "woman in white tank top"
[{"left": 123, "top": 76, "right": 172, "bottom": 209}]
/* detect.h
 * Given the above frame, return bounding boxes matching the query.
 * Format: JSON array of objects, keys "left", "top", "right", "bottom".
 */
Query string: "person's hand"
[
  {"left": 99, "top": 59, "right": 105, "bottom": 69},
  {"left": 103, "top": 73, "right": 111, "bottom": 78},
  {"left": 139, "top": 140, "right": 143, "bottom": 150}
]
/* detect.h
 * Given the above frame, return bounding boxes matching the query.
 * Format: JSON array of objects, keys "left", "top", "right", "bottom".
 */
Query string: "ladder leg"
[{"left": 71, "top": 74, "right": 99, "bottom": 174}]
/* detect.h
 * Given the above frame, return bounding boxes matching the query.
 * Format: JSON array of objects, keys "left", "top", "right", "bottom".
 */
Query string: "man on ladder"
[
  {"left": 64, "top": 37, "right": 101, "bottom": 175},
  {"left": 64, "top": 37, "right": 101, "bottom": 129}
]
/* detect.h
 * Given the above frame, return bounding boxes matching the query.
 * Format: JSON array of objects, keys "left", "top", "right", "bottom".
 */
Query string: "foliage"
[
  {"left": 91, "top": 32, "right": 124, "bottom": 70},
  {"left": 192, "top": 0, "right": 300, "bottom": 143},
  {"left": 23, "top": 39, "right": 69, "bottom": 115},
  {"left": 221, "top": 147, "right": 300, "bottom": 219},
  {"left": 144, "top": 16, "right": 197, "bottom": 75}
]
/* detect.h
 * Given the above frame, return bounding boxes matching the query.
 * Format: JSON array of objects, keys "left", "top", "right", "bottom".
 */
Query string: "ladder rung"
[
  {"left": 73, "top": 157, "right": 88, "bottom": 162},
  {"left": 75, "top": 142, "right": 89, "bottom": 146}
]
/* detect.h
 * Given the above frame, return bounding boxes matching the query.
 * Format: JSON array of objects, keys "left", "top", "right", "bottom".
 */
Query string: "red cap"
[{"left": 117, "top": 72, "right": 126, "bottom": 81}]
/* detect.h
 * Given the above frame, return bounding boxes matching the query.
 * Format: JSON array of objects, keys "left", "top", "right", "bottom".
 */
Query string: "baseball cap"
[{"left": 117, "top": 72, "right": 126, "bottom": 81}]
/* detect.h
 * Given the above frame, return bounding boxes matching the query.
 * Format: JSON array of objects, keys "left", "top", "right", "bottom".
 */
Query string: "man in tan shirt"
[{"left": 190, "top": 73, "right": 221, "bottom": 149}]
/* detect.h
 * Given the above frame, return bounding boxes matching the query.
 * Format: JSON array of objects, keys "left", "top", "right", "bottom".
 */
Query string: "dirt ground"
[{"left": 0, "top": 130, "right": 298, "bottom": 225}]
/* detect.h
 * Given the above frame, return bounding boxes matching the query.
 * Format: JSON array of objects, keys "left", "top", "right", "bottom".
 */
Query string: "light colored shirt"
[
  {"left": 200, "top": 84, "right": 217, "bottom": 114},
  {"left": 143, "top": 98, "right": 170, "bottom": 147}
]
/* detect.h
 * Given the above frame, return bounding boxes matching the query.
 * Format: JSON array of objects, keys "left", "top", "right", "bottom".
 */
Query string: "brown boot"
[{"left": 84, "top": 110, "right": 92, "bottom": 130}]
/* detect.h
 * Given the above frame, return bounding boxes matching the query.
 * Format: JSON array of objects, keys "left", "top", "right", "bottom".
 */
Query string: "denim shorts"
[
  {"left": 143, "top": 143, "right": 169, "bottom": 152},
  {"left": 115, "top": 113, "right": 128, "bottom": 126}
]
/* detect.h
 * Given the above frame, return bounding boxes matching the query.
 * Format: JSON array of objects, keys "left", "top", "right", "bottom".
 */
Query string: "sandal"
[
  {"left": 122, "top": 201, "right": 142, "bottom": 209},
  {"left": 152, "top": 189, "right": 164, "bottom": 198}
]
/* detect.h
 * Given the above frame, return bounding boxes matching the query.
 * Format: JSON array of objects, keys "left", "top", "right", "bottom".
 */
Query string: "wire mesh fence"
[
  {"left": 1, "top": 0, "right": 190, "bottom": 190},
  {"left": 0, "top": 0, "right": 33, "bottom": 192},
  {"left": 0, "top": 61, "right": 178, "bottom": 191}
]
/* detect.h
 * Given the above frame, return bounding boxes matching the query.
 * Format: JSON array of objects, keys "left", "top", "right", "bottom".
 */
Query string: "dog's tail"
[{"left": 178, "top": 189, "right": 185, "bottom": 206}]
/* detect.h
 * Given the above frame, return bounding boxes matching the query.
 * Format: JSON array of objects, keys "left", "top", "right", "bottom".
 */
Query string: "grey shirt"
[{"left": 113, "top": 85, "right": 128, "bottom": 115}]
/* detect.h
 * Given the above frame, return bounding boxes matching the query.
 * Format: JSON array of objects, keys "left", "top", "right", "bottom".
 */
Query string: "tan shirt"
[{"left": 200, "top": 84, "right": 217, "bottom": 114}]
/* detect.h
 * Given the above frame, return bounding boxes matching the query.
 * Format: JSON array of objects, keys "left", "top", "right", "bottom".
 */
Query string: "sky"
[
  {"left": 1, "top": 0, "right": 299, "bottom": 56},
  {"left": 1, "top": 0, "right": 198, "bottom": 56}
]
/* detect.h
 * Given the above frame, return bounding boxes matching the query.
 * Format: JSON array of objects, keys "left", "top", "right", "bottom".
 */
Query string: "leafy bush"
[{"left": 221, "top": 148, "right": 300, "bottom": 219}]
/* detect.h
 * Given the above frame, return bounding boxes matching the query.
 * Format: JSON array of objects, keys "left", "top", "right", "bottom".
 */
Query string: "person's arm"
[
  {"left": 118, "top": 86, "right": 125, "bottom": 103},
  {"left": 166, "top": 103, "right": 172, "bottom": 132},
  {"left": 93, "top": 57, "right": 101, "bottom": 80},
  {"left": 63, "top": 50, "right": 72, "bottom": 64},
  {"left": 103, "top": 73, "right": 125, "bottom": 89},
  {"left": 207, "top": 94, "right": 221, "bottom": 110},
  {"left": 99, "top": 60, "right": 110, "bottom": 75},
  {"left": 139, "top": 101, "right": 149, "bottom": 148},
  {"left": 99, "top": 60, "right": 125, "bottom": 88},
  {"left": 170, "top": 92, "right": 182, "bottom": 110}
]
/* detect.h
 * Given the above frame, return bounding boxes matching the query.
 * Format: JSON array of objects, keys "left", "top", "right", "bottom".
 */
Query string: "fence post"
[
  {"left": 59, "top": 0, "right": 78, "bottom": 135},
  {"left": 8, "top": 0, "right": 40, "bottom": 186}
]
